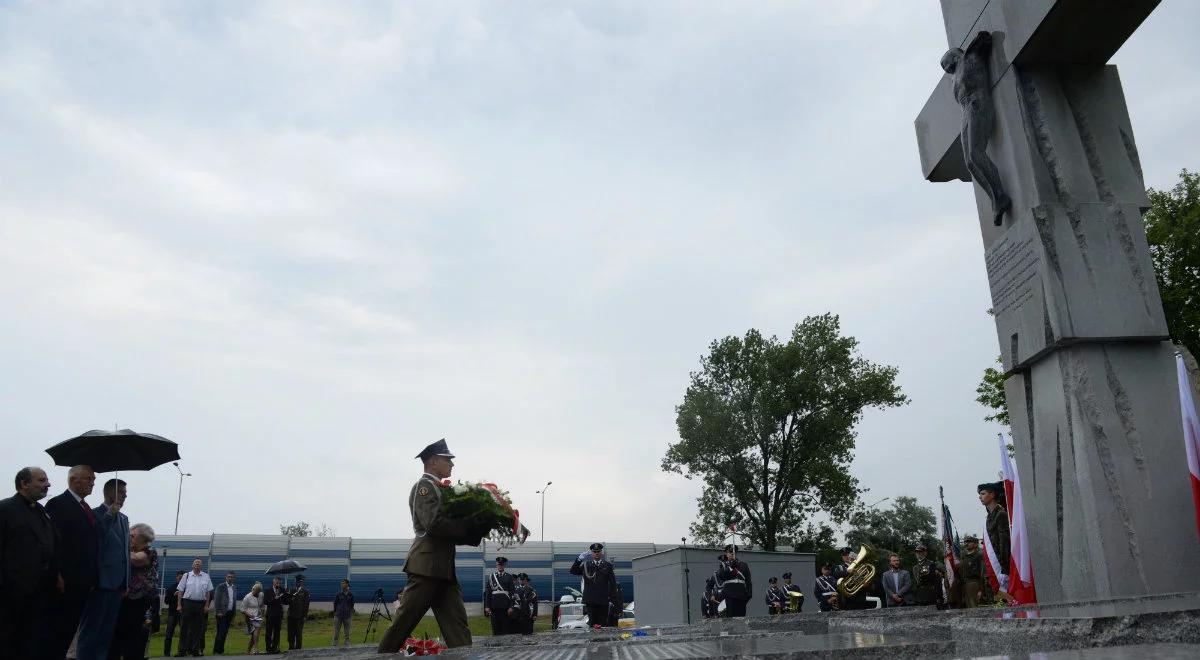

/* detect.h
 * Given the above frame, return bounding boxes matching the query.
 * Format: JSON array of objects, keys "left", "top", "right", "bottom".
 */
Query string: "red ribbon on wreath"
[
  {"left": 481, "top": 482, "right": 521, "bottom": 534},
  {"left": 402, "top": 636, "right": 447, "bottom": 656}
]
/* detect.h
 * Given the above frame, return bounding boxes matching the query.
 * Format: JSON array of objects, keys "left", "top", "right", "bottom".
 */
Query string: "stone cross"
[{"left": 914, "top": 0, "right": 1200, "bottom": 602}]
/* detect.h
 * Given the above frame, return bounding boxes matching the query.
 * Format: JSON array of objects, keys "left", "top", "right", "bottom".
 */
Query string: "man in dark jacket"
[
  {"left": 377, "top": 440, "right": 483, "bottom": 652},
  {"left": 0, "top": 467, "right": 55, "bottom": 660},
  {"left": 263, "top": 576, "right": 291, "bottom": 653},
  {"left": 701, "top": 575, "right": 718, "bottom": 618},
  {"left": 911, "top": 544, "right": 944, "bottom": 606},
  {"left": 43, "top": 464, "right": 99, "bottom": 659},
  {"left": 814, "top": 564, "right": 838, "bottom": 611},
  {"left": 830, "top": 547, "right": 867, "bottom": 610},
  {"left": 570, "top": 543, "right": 618, "bottom": 627},
  {"left": 483, "top": 556, "right": 517, "bottom": 635},
  {"left": 512, "top": 573, "right": 538, "bottom": 635},
  {"left": 286, "top": 575, "right": 310, "bottom": 650},
  {"left": 979, "top": 483, "right": 1011, "bottom": 587},
  {"left": 162, "top": 570, "right": 186, "bottom": 656},
  {"left": 715, "top": 545, "right": 751, "bottom": 617}
]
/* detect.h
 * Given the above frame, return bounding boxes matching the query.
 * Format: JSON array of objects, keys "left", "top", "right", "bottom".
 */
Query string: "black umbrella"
[
  {"left": 265, "top": 559, "right": 308, "bottom": 576},
  {"left": 46, "top": 429, "right": 180, "bottom": 473}
]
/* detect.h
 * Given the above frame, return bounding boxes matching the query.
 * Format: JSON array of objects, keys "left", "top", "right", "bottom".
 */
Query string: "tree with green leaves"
[
  {"left": 844, "top": 496, "right": 938, "bottom": 576},
  {"left": 662, "top": 314, "right": 909, "bottom": 551},
  {"left": 1145, "top": 168, "right": 1200, "bottom": 359},
  {"left": 975, "top": 356, "right": 1009, "bottom": 427},
  {"left": 279, "top": 521, "right": 336, "bottom": 537}
]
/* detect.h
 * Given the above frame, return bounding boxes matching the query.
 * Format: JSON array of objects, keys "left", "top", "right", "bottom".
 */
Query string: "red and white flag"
[
  {"left": 1176, "top": 354, "right": 1200, "bottom": 538},
  {"left": 981, "top": 522, "right": 1003, "bottom": 595},
  {"left": 999, "top": 434, "right": 1036, "bottom": 604}
]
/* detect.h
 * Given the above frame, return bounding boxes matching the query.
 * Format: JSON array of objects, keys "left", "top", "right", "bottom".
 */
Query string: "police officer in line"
[
  {"left": 483, "top": 556, "right": 517, "bottom": 635},
  {"left": 715, "top": 545, "right": 752, "bottom": 617},
  {"left": 765, "top": 577, "right": 787, "bottom": 614},
  {"left": 911, "top": 544, "right": 944, "bottom": 607},
  {"left": 781, "top": 572, "right": 803, "bottom": 612},
  {"left": 814, "top": 564, "right": 838, "bottom": 612},
  {"left": 570, "top": 543, "right": 618, "bottom": 627},
  {"left": 512, "top": 573, "right": 538, "bottom": 635},
  {"left": 701, "top": 575, "right": 719, "bottom": 618}
]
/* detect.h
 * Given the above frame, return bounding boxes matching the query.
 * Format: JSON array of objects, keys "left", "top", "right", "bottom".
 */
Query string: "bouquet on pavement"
[
  {"left": 440, "top": 481, "right": 531, "bottom": 548},
  {"left": 402, "top": 636, "right": 447, "bottom": 656}
]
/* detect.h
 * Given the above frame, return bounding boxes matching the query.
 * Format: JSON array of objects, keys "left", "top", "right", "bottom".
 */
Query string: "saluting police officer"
[
  {"left": 483, "top": 556, "right": 517, "bottom": 636},
  {"left": 570, "top": 543, "right": 618, "bottom": 627}
]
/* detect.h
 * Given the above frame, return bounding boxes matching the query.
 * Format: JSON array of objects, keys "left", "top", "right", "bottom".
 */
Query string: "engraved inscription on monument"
[{"left": 986, "top": 232, "right": 1039, "bottom": 317}]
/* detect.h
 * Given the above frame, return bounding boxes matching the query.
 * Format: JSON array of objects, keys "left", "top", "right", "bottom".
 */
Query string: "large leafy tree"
[
  {"left": 1145, "top": 168, "right": 1200, "bottom": 359},
  {"left": 844, "top": 496, "right": 939, "bottom": 573},
  {"left": 663, "top": 314, "right": 909, "bottom": 551}
]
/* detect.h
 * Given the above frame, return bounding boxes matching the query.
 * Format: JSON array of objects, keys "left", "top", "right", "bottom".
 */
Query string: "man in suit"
[
  {"left": 882, "top": 553, "right": 912, "bottom": 607},
  {"left": 286, "top": 575, "right": 310, "bottom": 651},
  {"left": 377, "top": 439, "right": 482, "bottom": 652},
  {"left": 0, "top": 467, "right": 55, "bottom": 660},
  {"left": 43, "top": 464, "right": 99, "bottom": 660},
  {"left": 263, "top": 576, "right": 291, "bottom": 654},
  {"left": 163, "top": 570, "right": 186, "bottom": 657},
  {"left": 76, "top": 478, "right": 130, "bottom": 660},
  {"left": 211, "top": 571, "right": 238, "bottom": 655}
]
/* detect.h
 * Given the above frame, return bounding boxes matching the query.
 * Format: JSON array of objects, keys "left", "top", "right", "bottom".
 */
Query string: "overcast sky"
[{"left": 2, "top": 1, "right": 1197, "bottom": 546}]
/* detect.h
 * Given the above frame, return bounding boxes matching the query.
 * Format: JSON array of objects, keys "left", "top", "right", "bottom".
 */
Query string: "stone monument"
[{"left": 915, "top": 0, "right": 1200, "bottom": 602}]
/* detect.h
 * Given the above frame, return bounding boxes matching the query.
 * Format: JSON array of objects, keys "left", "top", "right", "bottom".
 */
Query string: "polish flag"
[
  {"left": 981, "top": 523, "right": 1004, "bottom": 595},
  {"left": 1175, "top": 354, "right": 1200, "bottom": 538},
  {"left": 999, "top": 434, "right": 1036, "bottom": 605}
]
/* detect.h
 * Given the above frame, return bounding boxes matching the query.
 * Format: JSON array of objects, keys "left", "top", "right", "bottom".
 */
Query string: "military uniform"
[
  {"left": 986, "top": 505, "right": 1011, "bottom": 575},
  {"left": 781, "top": 573, "right": 804, "bottom": 613},
  {"left": 764, "top": 580, "right": 787, "bottom": 614},
  {"left": 483, "top": 562, "right": 517, "bottom": 636},
  {"left": 960, "top": 536, "right": 988, "bottom": 608},
  {"left": 814, "top": 571, "right": 838, "bottom": 612},
  {"left": 911, "top": 557, "right": 943, "bottom": 606},
  {"left": 511, "top": 574, "right": 538, "bottom": 635},
  {"left": 378, "top": 440, "right": 482, "bottom": 653},
  {"left": 715, "top": 546, "right": 752, "bottom": 617},
  {"left": 570, "top": 543, "right": 618, "bottom": 627}
]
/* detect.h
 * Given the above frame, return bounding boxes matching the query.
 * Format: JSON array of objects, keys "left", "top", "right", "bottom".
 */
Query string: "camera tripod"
[{"left": 363, "top": 588, "right": 392, "bottom": 643}]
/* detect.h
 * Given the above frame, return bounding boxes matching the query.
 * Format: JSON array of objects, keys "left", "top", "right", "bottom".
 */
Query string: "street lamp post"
[
  {"left": 535, "top": 481, "right": 552, "bottom": 542},
  {"left": 173, "top": 462, "right": 192, "bottom": 535}
]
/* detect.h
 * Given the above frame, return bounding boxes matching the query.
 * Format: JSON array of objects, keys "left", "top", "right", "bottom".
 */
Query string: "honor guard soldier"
[
  {"left": 978, "top": 482, "right": 1011, "bottom": 589},
  {"left": 765, "top": 577, "right": 787, "bottom": 614},
  {"left": 715, "top": 545, "right": 752, "bottom": 617},
  {"left": 512, "top": 573, "right": 538, "bottom": 634},
  {"left": 701, "top": 575, "right": 719, "bottom": 618},
  {"left": 911, "top": 544, "right": 944, "bottom": 606},
  {"left": 814, "top": 564, "right": 837, "bottom": 612},
  {"left": 570, "top": 543, "right": 618, "bottom": 627},
  {"left": 960, "top": 535, "right": 989, "bottom": 607},
  {"left": 781, "top": 572, "right": 803, "bottom": 612},
  {"left": 378, "top": 440, "right": 482, "bottom": 653},
  {"left": 484, "top": 556, "right": 517, "bottom": 635}
]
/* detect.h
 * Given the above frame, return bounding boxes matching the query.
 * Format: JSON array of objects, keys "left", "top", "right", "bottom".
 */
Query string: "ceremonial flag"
[
  {"left": 981, "top": 522, "right": 1004, "bottom": 595},
  {"left": 999, "top": 434, "right": 1036, "bottom": 604},
  {"left": 1176, "top": 353, "right": 1200, "bottom": 537},
  {"left": 937, "top": 486, "right": 961, "bottom": 587}
]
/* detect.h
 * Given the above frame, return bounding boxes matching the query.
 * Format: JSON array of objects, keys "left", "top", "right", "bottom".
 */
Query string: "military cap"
[
  {"left": 782, "top": 572, "right": 792, "bottom": 579},
  {"left": 964, "top": 534, "right": 979, "bottom": 542},
  {"left": 295, "top": 575, "right": 305, "bottom": 582},
  {"left": 589, "top": 542, "right": 604, "bottom": 552},
  {"left": 915, "top": 544, "right": 928, "bottom": 552},
  {"left": 416, "top": 438, "right": 455, "bottom": 461},
  {"left": 517, "top": 572, "right": 529, "bottom": 580},
  {"left": 495, "top": 556, "right": 508, "bottom": 564}
]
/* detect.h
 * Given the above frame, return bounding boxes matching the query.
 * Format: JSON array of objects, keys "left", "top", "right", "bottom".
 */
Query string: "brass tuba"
[{"left": 835, "top": 544, "right": 878, "bottom": 600}]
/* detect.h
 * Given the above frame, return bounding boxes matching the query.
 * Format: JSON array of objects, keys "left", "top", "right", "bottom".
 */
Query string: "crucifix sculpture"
[{"left": 914, "top": 0, "right": 1200, "bottom": 602}]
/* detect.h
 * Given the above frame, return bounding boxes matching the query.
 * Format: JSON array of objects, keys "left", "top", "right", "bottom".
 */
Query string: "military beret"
[
  {"left": 495, "top": 556, "right": 508, "bottom": 564},
  {"left": 589, "top": 542, "right": 604, "bottom": 552},
  {"left": 416, "top": 438, "right": 455, "bottom": 461},
  {"left": 977, "top": 481, "right": 1002, "bottom": 494}
]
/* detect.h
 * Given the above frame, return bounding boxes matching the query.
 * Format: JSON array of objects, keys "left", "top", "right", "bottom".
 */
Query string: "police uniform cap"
[
  {"left": 839, "top": 547, "right": 853, "bottom": 556},
  {"left": 416, "top": 438, "right": 455, "bottom": 461},
  {"left": 723, "top": 544, "right": 737, "bottom": 553},
  {"left": 295, "top": 575, "right": 305, "bottom": 582},
  {"left": 495, "top": 556, "right": 508, "bottom": 564},
  {"left": 517, "top": 572, "right": 529, "bottom": 580},
  {"left": 589, "top": 543, "right": 604, "bottom": 552},
  {"left": 768, "top": 576, "right": 778, "bottom": 583},
  {"left": 782, "top": 572, "right": 792, "bottom": 579}
]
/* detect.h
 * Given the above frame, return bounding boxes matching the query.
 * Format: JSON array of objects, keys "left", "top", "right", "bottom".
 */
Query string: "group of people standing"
[
  {"left": 481, "top": 556, "right": 539, "bottom": 635},
  {"left": 161, "top": 564, "right": 312, "bottom": 656},
  {"left": 0, "top": 465, "right": 155, "bottom": 660}
]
